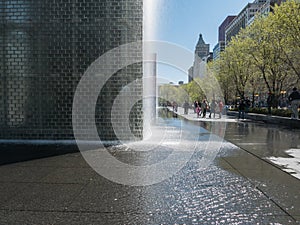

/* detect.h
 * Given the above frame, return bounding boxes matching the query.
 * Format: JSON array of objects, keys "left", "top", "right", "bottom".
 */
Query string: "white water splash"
[{"left": 267, "top": 149, "right": 300, "bottom": 180}]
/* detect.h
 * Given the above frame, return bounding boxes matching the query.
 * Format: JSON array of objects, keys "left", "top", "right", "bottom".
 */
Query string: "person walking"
[
  {"left": 209, "top": 100, "right": 216, "bottom": 119},
  {"left": 194, "top": 100, "right": 198, "bottom": 113},
  {"left": 183, "top": 101, "right": 189, "bottom": 115},
  {"left": 196, "top": 104, "right": 201, "bottom": 118},
  {"left": 238, "top": 99, "right": 246, "bottom": 119},
  {"left": 267, "top": 92, "right": 274, "bottom": 115},
  {"left": 201, "top": 99, "right": 207, "bottom": 118},
  {"left": 288, "top": 87, "right": 300, "bottom": 119},
  {"left": 218, "top": 100, "right": 224, "bottom": 119},
  {"left": 245, "top": 97, "right": 251, "bottom": 113},
  {"left": 172, "top": 101, "right": 178, "bottom": 112}
]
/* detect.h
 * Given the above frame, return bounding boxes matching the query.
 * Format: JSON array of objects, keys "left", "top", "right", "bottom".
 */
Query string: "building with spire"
[
  {"left": 194, "top": 34, "right": 210, "bottom": 59},
  {"left": 188, "top": 34, "right": 212, "bottom": 82}
]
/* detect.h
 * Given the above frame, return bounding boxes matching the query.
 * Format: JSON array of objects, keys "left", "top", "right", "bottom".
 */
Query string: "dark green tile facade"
[{"left": 0, "top": 0, "right": 143, "bottom": 140}]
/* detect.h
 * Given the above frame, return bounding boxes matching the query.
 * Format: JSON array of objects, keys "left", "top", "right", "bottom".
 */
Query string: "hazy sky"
[
  {"left": 145, "top": 0, "right": 250, "bottom": 83},
  {"left": 155, "top": 0, "right": 250, "bottom": 51}
]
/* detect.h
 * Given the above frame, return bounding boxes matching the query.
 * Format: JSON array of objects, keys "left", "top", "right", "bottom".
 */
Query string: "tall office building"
[
  {"left": 195, "top": 34, "right": 210, "bottom": 59},
  {"left": 0, "top": 0, "right": 143, "bottom": 141},
  {"left": 224, "top": 0, "right": 285, "bottom": 45},
  {"left": 218, "top": 16, "right": 236, "bottom": 43},
  {"left": 253, "top": 0, "right": 286, "bottom": 20},
  {"left": 213, "top": 42, "right": 226, "bottom": 60},
  {"left": 225, "top": 1, "right": 266, "bottom": 44},
  {"left": 189, "top": 34, "right": 211, "bottom": 81},
  {"left": 213, "top": 16, "right": 236, "bottom": 60}
]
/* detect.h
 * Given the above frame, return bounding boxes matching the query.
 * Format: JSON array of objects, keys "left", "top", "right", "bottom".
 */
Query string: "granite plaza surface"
[{"left": 0, "top": 110, "right": 299, "bottom": 224}]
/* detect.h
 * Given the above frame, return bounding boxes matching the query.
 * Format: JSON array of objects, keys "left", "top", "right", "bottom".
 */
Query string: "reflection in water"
[
  {"left": 238, "top": 123, "right": 249, "bottom": 136},
  {"left": 225, "top": 122, "right": 300, "bottom": 158},
  {"left": 266, "top": 128, "right": 281, "bottom": 155},
  {"left": 225, "top": 120, "right": 300, "bottom": 180}
]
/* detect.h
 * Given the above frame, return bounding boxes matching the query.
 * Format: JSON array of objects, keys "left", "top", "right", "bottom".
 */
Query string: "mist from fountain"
[{"left": 73, "top": 0, "right": 228, "bottom": 186}]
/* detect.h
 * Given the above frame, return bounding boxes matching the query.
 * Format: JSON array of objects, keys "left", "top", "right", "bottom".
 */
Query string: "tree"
[
  {"left": 213, "top": 0, "right": 300, "bottom": 108},
  {"left": 270, "top": 0, "right": 300, "bottom": 80},
  {"left": 181, "top": 79, "right": 205, "bottom": 103},
  {"left": 198, "top": 62, "right": 225, "bottom": 104},
  {"left": 159, "top": 84, "right": 179, "bottom": 105},
  {"left": 212, "top": 58, "right": 235, "bottom": 104},
  {"left": 238, "top": 14, "right": 291, "bottom": 106},
  {"left": 217, "top": 35, "right": 254, "bottom": 101}
]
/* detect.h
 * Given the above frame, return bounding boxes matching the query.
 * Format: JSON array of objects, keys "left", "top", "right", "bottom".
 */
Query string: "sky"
[{"left": 144, "top": 0, "right": 250, "bottom": 83}]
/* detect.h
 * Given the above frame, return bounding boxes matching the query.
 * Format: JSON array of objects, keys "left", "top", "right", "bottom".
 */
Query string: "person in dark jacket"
[
  {"left": 288, "top": 87, "right": 300, "bottom": 119},
  {"left": 183, "top": 101, "right": 189, "bottom": 114},
  {"left": 267, "top": 92, "right": 274, "bottom": 115},
  {"left": 201, "top": 99, "right": 208, "bottom": 118},
  {"left": 238, "top": 99, "right": 246, "bottom": 119}
]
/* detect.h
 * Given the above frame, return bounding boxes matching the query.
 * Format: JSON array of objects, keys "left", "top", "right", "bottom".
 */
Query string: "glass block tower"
[{"left": 0, "top": 0, "right": 143, "bottom": 141}]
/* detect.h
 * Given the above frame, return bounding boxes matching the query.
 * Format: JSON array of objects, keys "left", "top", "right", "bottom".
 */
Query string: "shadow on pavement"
[{"left": 0, "top": 143, "right": 79, "bottom": 166}]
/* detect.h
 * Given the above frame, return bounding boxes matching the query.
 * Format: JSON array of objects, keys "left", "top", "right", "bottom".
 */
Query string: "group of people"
[
  {"left": 239, "top": 87, "right": 300, "bottom": 119},
  {"left": 288, "top": 87, "right": 300, "bottom": 119},
  {"left": 179, "top": 87, "right": 300, "bottom": 120},
  {"left": 193, "top": 99, "right": 224, "bottom": 119}
]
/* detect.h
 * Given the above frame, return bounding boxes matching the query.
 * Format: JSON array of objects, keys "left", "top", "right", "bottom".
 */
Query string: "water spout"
[
  {"left": 143, "top": 0, "right": 160, "bottom": 140},
  {"left": 143, "top": 0, "right": 161, "bottom": 41}
]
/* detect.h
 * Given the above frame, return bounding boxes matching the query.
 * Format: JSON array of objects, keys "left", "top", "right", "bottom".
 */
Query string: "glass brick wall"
[{"left": 0, "top": 0, "right": 143, "bottom": 140}]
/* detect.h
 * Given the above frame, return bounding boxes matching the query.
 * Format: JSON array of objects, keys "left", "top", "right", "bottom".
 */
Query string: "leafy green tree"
[
  {"left": 159, "top": 84, "right": 178, "bottom": 105},
  {"left": 181, "top": 79, "right": 205, "bottom": 103},
  {"left": 267, "top": 0, "right": 300, "bottom": 103},
  {"left": 270, "top": 0, "right": 300, "bottom": 80},
  {"left": 197, "top": 62, "right": 225, "bottom": 104},
  {"left": 242, "top": 7, "right": 296, "bottom": 106},
  {"left": 212, "top": 0, "right": 300, "bottom": 108},
  {"left": 218, "top": 36, "right": 254, "bottom": 100},
  {"left": 213, "top": 56, "right": 236, "bottom": 104}
]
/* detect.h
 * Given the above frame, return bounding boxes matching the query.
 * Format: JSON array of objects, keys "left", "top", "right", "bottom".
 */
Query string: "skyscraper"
[
  {"left": 219, "top": 16, "right": 236, "bottom": 42},
  {"left": 189, "top": 34, "right": 211, "bottom": 81},
  {"left": 194, "top": 34, "right": 210, "bottom": 59},
  {"left": 213, "top": 16, "right": 236, "bottom": 60}
]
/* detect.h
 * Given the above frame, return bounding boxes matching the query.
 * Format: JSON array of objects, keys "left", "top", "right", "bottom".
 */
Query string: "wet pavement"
[
  {"left": 0, "top": 108, "right": 300, "bottom": 224},
  {"left": 223, "top": 120, "right": 300, "bottom": 222}
]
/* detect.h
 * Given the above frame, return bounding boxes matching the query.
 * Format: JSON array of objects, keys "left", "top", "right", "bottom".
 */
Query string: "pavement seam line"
[
  {"left": 228, "top": 139, "right": 300, "bottom": 182},
  {"left": 222, "top": 149, "right": 297, "bottom": 223}
]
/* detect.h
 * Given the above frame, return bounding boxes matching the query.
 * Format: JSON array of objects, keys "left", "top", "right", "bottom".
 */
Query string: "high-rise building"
[
  {"left": 188, "top": 66, "right": 194, "bottom": 83},
  {"left": 249, "top": 0, "right": 286, "bottom": 23},
  {"left": 195, "top": 34, "right": 210, "bottom": 59},
  {"left": 0, "top": 0, "right": 143, "bottom": 141},
  {"left": 189, "top": 34, "right": 211, "bottom": 81},
  {"left": 213, "top": 42, "right": 226, "bottom": 60},
  {"left": 213, "top": 0, "right": 287, "bottom": 61},
  {"left": 218, "top": 16, "right": 236, "bottom": 42},
  {"left": 225, "top": 1, "right": 267, "bottom": 44},
  {"left": 213, "top": 16, "right": 236, "bottom": 60}
]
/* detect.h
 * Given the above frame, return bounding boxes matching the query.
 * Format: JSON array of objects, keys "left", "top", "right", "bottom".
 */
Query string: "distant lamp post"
[
  {"left": 254, "top": 93, "right": 259, "bottom": 107},
  {"left": 280, "top": 90, "right": 286, "bottom": 95},
  {"left": 280, "top": 90, "right": 286, "bottom": 108}
]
